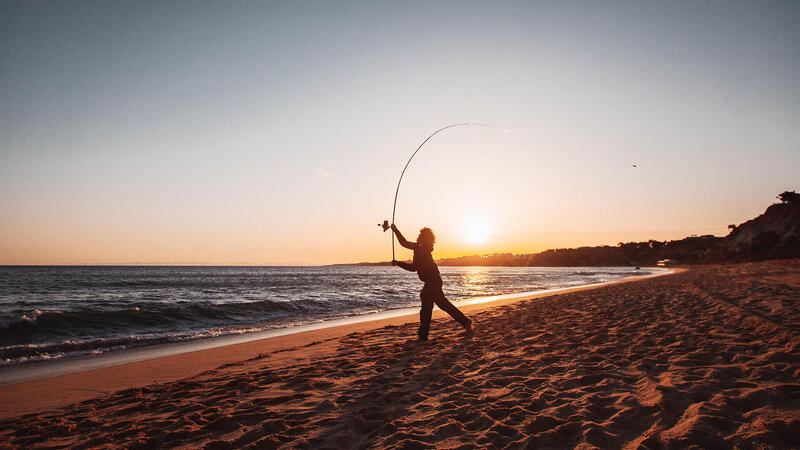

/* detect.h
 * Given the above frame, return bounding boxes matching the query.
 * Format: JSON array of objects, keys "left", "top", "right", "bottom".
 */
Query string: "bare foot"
[{"left": 464, "top": 321, "right": 475, "bottom": 335}]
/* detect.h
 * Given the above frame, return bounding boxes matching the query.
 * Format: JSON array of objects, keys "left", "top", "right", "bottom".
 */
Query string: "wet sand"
[{"left": 2, "top": 261, "right": 799, "bottom": 448}]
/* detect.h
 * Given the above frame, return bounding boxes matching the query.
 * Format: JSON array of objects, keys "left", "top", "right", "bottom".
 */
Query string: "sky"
[{"left": 1, "top": 1, "right": 799, "bottom": 265}]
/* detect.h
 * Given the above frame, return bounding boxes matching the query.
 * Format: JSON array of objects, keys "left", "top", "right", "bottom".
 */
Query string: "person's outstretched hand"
[
  {"left": 391, "top": 259, "right": 398, "bottom": 266},
  {"left": 390, "top": 223, "right": 397, "bottom": 232}
]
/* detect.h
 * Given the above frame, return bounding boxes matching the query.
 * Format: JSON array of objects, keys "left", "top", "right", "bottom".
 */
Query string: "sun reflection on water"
[{"left": 457, "top": 267, "right": 493, "bottom": 296}]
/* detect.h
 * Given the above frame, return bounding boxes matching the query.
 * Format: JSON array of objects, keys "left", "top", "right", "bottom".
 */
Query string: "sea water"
[{"left": 0, "top": 266, "right": 663, "bottom": 365}]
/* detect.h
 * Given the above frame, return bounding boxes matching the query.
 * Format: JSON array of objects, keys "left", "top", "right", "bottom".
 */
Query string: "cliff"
[{"left": 436, "top": 191, "right": 800, "bottom": 266}]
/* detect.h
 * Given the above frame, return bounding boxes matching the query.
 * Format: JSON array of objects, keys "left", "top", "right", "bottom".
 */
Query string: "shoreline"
[
  {"left": 0, "top": 269, "right": 674, "bottom": 420},
  {"left": 0, "top": 268, "right": 670, "bottom": 387},
  {"left": 3, "top": 260, "right": 797, "bottom": 447}
]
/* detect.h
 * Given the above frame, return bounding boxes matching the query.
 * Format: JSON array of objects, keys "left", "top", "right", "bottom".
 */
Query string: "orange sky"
[{"left": 2, "top": 2, "right": 798, "bottom": 265}]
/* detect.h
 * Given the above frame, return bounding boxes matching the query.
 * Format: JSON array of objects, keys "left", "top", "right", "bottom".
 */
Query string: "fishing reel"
[{"left": 378, "top": 220, "right": 390, "bottom": 232}]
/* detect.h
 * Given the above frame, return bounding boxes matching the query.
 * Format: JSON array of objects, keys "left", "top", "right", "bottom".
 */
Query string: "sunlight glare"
[{"left": 462, "top": 216, "right": 492, "bottom": 245}]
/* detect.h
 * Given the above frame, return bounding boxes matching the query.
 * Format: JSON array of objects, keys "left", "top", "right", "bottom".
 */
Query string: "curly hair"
[{"left": 418, "top": 227, "right": 436, "bottom": 245}]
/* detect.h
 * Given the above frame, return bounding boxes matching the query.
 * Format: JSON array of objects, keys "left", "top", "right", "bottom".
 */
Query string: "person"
[{"left": 390, "top": 224, "right": 474, "bottom": 340}]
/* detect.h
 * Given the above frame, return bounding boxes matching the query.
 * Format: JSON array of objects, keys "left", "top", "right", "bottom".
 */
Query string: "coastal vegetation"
[{"left": 437, "top": 191, "right": 800, "bottom": 266}]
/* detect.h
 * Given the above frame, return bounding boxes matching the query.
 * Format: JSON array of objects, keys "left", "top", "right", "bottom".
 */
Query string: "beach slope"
[{"left": 2, "top": 260, "right": 799, "bottom": 448}]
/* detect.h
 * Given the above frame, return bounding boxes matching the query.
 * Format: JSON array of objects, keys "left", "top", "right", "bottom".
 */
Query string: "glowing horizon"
[{"left": 1, "top": 1, "right": 798, "bottom": 266}]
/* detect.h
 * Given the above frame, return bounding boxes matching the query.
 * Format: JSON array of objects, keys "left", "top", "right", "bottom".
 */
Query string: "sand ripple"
[{"left": 1, "top": 260, "right": 799, "bottom": 448}]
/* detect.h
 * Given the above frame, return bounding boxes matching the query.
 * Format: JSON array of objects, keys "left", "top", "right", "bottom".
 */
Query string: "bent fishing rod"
[{"left": 379, "top": 122, "right": 503, "bottom": 260}]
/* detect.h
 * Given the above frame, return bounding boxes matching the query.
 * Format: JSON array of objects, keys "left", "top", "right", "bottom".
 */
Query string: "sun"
[{"left": 462, "top": 216, "right": 492, "bottom": 245}]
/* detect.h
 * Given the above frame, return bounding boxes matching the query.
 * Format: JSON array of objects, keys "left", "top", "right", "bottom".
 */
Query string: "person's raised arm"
[{"left": 391, "top": 224, "right": 417, "bottom": 250}]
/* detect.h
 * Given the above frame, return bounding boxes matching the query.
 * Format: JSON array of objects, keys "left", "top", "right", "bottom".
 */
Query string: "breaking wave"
[{"left": 0, "top": 265, "right": 664, "bottom": 364}]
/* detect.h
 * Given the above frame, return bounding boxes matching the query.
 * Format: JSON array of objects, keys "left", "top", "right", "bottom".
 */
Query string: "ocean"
[{"left": 0, "top": 266, "right": 663, "bottom": 366}]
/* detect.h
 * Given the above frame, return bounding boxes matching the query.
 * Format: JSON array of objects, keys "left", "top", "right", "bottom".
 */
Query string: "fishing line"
[{"left": 380, "top": 123, "right": 505, "bottom": 260}]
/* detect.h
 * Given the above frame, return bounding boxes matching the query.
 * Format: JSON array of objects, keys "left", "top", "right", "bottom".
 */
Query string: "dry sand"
[{"left": 1, "top": 260, "right": 799, "bottom": 448}]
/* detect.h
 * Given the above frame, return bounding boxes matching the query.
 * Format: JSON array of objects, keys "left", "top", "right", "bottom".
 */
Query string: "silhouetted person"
[{"left": 391, "top": 224, "right": 473, "bottom": 340}]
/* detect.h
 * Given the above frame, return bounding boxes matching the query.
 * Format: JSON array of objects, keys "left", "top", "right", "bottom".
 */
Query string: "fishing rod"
[{"left": 379, "top": 122, "right": 503, "bottom": 260}]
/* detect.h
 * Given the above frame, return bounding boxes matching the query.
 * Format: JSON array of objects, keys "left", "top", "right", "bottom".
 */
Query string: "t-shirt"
[{"left": 413, "top": 246, "right": 441, "bottom": 284}]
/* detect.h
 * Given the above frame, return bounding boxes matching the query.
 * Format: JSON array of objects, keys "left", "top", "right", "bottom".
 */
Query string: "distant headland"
[{"left": 335, "top": 191, "right": 800, "bottom": 267}]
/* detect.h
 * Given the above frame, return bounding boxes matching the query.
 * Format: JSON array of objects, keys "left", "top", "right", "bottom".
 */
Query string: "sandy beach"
[{"left": 2, "top": 260, "right": 799, "bottom": 448}]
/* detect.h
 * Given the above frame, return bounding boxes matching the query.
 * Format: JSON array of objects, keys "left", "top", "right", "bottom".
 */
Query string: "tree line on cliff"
[{"left": 435, "top": 191, "right": 800, "bottom": 267}]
